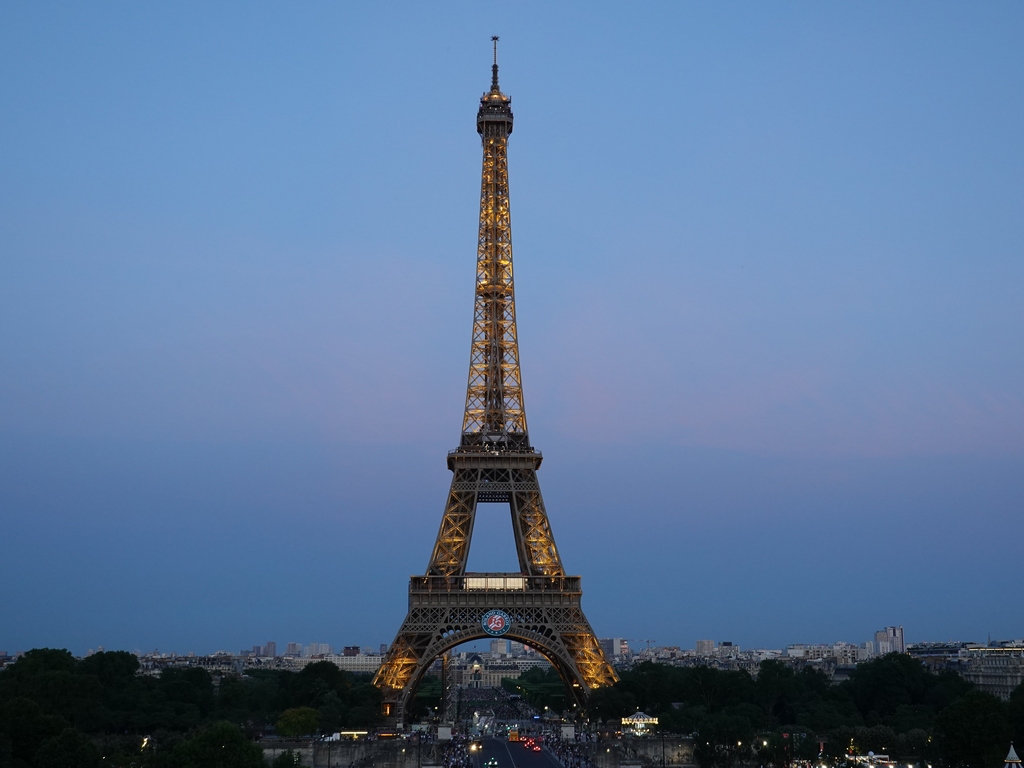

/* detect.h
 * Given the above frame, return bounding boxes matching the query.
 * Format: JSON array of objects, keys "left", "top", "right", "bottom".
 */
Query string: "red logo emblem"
[{"left": 482, "top": 609, "right": 512, "bottom": 636}]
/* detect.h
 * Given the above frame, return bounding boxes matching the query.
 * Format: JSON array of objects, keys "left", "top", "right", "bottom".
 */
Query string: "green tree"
[
  {"left": 33, "top": 728, "right": 101, "bottom": 768},
  {"left": 1008, "top": 680, "right": 1024, "bottom": 748},
  {"left": 0, "top": 649, "right": 99, "bottom": 727},
  {"left": 290, "top": 662, "right": 350, "bottom": 709},
  {"left": 935, "top": 690, "right": 1009, "bottom": 768},
  {"left": 843, "top": 654, "right": 951, "bottom": 725},
  {"left": 216, "top": 670, "right": 284, "bottom": 728},
  {"left": 505, "top": 667, "right": 567, "bottom": 713},
  {"left": 755, "top": 661, "right": 799, "bottom": 726},
  {"left": 659, "top": 703, "right": 706, "bottom": 734},
  {"left": 587, "top": 685, "right": 637, "bottom": 722},
  {"left": 77, "top": 651, "right": 140, "bottom": 688},
  {"left": 0, "top": 697, "right": 69, "bottom": 765},
  {"left": 412, "top": 677, "right": 443, "bottom": 721},
  {"left": 270, "top": 749, "right": 302, "bottom": 767},
  {"left": 0, "top": 731, "right": 12, "bottom": 768},
  {"left": 171, "top": 721, "right": 265, "bottom": 768},
  {"left": 693, "top": 712, "right": 754, "bottom": 768},
  {"left": 277, "top": 707, "right": 320, "bottom": 738},
  {"left": 145, "top": 667, "right": 215, "bottom": 731},
  {"left": 678, "top": 666, "right": 755, "bottom": 713},
  {"left": 341, "top": 682, "right": 383, "bottom": 729},
  {"left": 76, "top": 651, "right": 143, "bottom": 732}
]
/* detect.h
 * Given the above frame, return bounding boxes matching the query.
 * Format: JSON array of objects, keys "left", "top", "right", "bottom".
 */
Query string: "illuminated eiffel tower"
[{"left": 373, "top": 39, "right": 617, "bottom": 721}]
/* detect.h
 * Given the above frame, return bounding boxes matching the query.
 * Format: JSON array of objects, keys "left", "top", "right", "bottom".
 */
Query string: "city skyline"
[
  {"left": 15, "top": 624, "right": 1022, "bottom": 662},
  {"left": 26, "top": 624, "right": 1024, "bottom": 706},
  {"left": 2, "top": 3, "right": 1022, "bottom": 656}
]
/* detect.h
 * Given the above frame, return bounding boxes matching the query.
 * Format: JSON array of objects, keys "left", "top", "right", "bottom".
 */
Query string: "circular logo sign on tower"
[{"left": 482, "top": 609, "right": 512, "bottom": 636}]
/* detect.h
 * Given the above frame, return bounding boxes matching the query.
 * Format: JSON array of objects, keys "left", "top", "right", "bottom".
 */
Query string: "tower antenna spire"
[{"left": 491, "top": 35, "right": 500, "bottom": 91}]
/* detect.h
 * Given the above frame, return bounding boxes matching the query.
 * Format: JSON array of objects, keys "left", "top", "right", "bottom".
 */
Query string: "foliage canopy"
[{"left": 0, "top": 650, "right": 381, "bottom": 767}]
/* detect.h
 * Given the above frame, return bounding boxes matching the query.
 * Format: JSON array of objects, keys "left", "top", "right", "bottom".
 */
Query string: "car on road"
[{"left": 485, "top": 759, "right": 499, "bottom": 767}]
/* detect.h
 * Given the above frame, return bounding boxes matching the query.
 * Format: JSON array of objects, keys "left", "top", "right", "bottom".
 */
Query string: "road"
[{"left": 474, "top": 737, "right": 562, "bottom": 768}]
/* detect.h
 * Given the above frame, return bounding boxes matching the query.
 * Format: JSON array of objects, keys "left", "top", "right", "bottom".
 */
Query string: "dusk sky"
[{"left": 2, "top": 3, "right": 1022, "bottom": 657}]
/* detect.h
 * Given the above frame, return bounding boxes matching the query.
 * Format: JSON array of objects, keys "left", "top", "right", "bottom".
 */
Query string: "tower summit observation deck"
[{"left": 373, "top": 39, "right": 616, "bottom": 721}]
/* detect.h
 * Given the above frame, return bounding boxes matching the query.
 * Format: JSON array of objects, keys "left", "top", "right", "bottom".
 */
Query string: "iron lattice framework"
[{"left": 374, "top": 39, "right": 616, "bottom": 721}]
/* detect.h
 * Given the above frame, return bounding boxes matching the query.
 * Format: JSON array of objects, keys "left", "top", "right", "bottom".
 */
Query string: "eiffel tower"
[{"left": 373, "top": 39, "right": 617, "bottom": 721}]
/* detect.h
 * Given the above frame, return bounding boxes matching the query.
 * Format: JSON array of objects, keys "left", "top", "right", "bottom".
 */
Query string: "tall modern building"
[
  {"left": 599, "top": 638, "right": 628, "bottom": 658},
  {"left": 695, "top": 640, "right": 715, "bottom": 656},
  {"left": 490, "top": 639, "right": 509, "bottom": 656},
  {"left": 874, "top": 626, "right": 905, "bottom": 655}
]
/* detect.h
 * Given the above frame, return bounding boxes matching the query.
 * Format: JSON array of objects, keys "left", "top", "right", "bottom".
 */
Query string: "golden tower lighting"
[{"left": 373, "top": 38, "right": 617, "bottom": 721}]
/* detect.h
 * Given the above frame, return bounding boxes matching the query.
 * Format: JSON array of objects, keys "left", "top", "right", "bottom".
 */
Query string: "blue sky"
[{"left": 1, "top": 3, "right": 1022, "bottom": 656}]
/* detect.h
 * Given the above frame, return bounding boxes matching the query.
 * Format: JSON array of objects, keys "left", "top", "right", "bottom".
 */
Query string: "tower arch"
[{"left": 396, "top": 624, "right": 589, "bottom": 721}]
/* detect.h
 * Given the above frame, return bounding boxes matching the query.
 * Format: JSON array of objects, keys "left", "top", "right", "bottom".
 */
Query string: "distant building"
[
  {"left": 490, "top": 639, "right": 509, "bottom": 656},
  {"left": 285, "top": 643, "right": 302, "bottom": 657},
  {"left": 448, "top": 654, "right": 522, "bottom": 687},
  {"left": 907, "top": 641, "right": 984, "bottom": 676},
  {"left": 654, "top": 646, "right": 684, "bottom": 661},
  {"left": 379, "top": 643, "right": 388, "bottom": 655},
  {"left": 717, "top": 642, "right": 739, "bottom": 656},
  {"left": 784, "top": 642, "right": 864, "bottom": 665},
  {"left": 873, "top": 626, "right": 905, "bottom": 655},
  {"left": 785, "top": 644, "right": 815, "bottom": 659},
  {"left": 342, "top": 646, "right": 360, "bottom": 657},
  {"left": 959, "top": 645, "right": 1024, "bottom": 700},
  {"left": 832, "top": 642, "right": 866, "bottom": 665},
  {"left": 510, "top": 657, "right": 551, "bottom": 672},
  {"left": 263, "top": 641, "right": 277, "bottom": 658},
  {"left": 599, "top": 638, "right": 627, "bottom": 658},
  {"left": 695, "top": 640, "right": 715, "bottom": 656},
  {"left": 328, "top": 653, "right": 384, "bottom": 674}
]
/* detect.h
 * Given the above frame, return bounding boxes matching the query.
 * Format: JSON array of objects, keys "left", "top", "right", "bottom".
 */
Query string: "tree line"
[
  {"left": 4, "top": 648, "right": 1023, "bottom": 768},
  {"left": 575, "top": 656, "right": 1023, "bottom": 768},
  {"left": 0, "top": 648, "right": 382, "bottom": 767}
]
